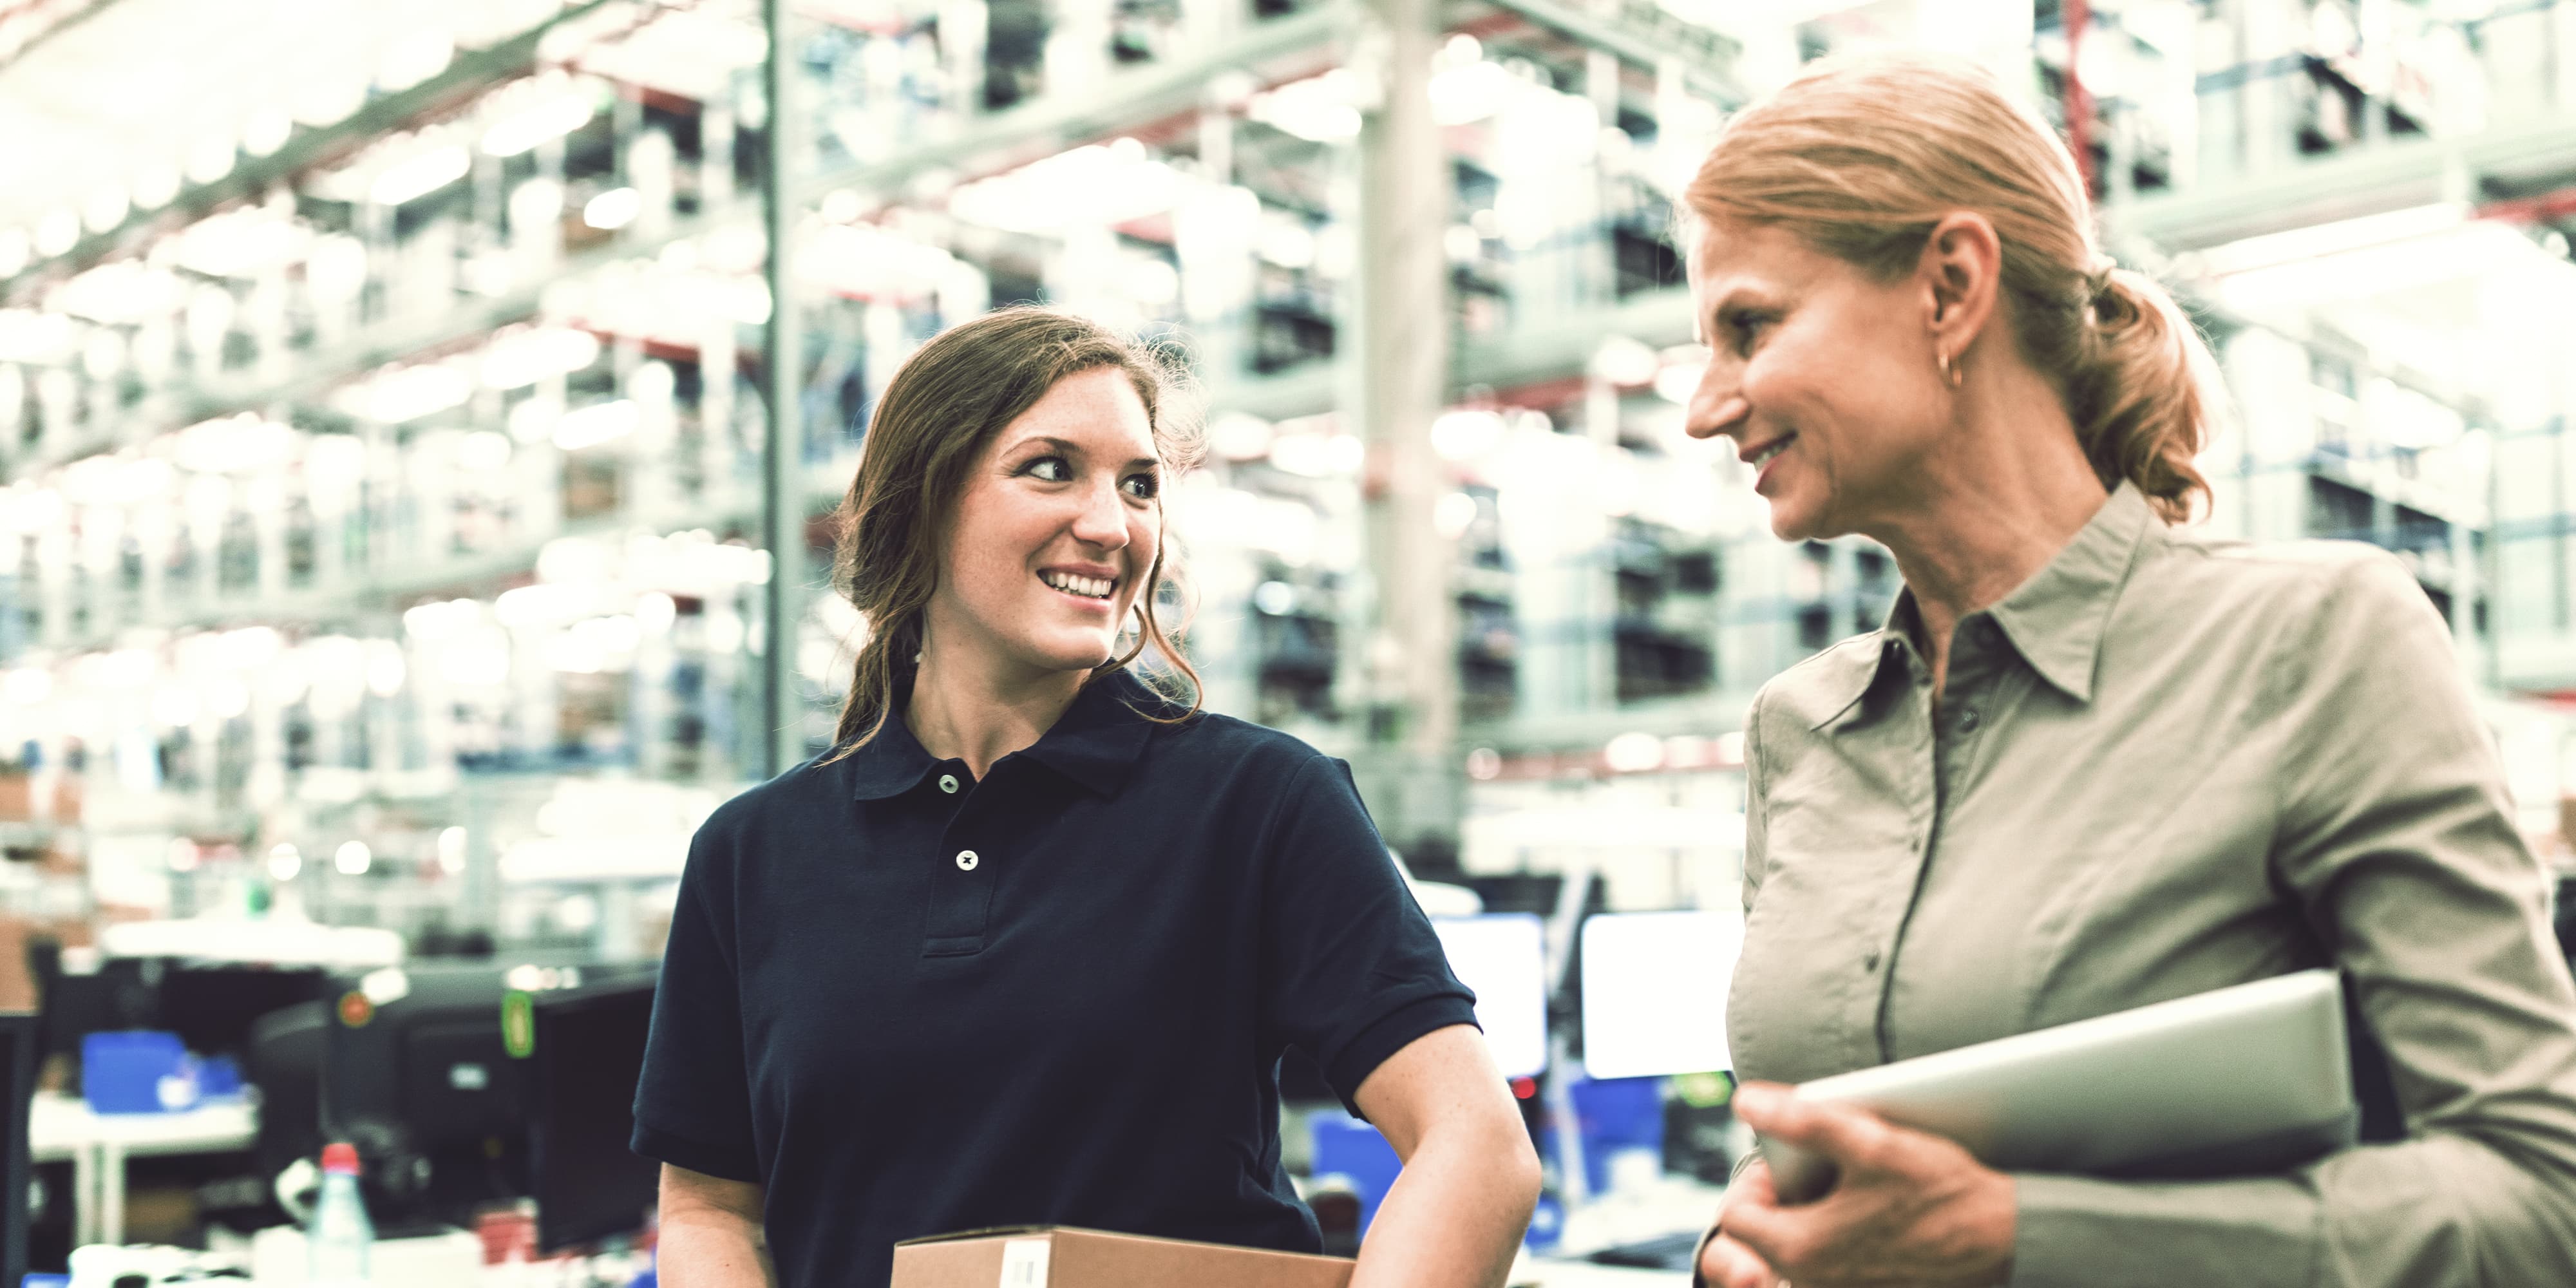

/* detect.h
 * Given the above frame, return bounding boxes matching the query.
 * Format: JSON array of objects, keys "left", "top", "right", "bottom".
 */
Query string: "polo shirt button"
[
  {"left": 1958, "top": 710, "right": 1980, "bottom": 732},
  {"left": 955, "top": 849, "right": 979, "bottom": 871},
  {"left": 1864, "top": 951, "right": 1882, "bottom": 972},
  {"left": 938, "top": 774, "right": 960, "bottom": 794}
]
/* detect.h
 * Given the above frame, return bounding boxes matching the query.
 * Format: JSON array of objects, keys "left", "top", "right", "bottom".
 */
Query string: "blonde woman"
[{"left": 1677, "top": 54, "right": 2576, "bottom": 1288}]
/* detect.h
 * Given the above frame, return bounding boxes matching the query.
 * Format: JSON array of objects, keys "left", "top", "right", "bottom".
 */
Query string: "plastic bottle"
[{"left": 308, "top": 1141, "right": 375, "bottom": 1285}]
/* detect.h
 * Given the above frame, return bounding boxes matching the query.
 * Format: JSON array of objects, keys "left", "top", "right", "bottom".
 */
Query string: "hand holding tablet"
[{"left": 1755, "top": 970, "right": 2358, "bottom": 1204}]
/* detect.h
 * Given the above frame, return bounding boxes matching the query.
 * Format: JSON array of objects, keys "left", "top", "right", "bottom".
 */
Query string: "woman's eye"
[
  {"left": 1122, "top": 473, "right": 1159, "bottom": 500},
  {"left": 1024, "top": 456, "right": 1072, "bottom": 482},
  {"left": 1725, "top": 311, "right": 1774, "bottom": 354}
]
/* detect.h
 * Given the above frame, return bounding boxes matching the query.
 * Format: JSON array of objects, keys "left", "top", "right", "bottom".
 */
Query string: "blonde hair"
[{"left": 1684, "top": 52, "right": 2215, "bottom": 522}]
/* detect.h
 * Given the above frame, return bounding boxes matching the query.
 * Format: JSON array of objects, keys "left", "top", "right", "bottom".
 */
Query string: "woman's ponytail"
[{"left": 2065, "top": 269, "right": 2215, "bottom": 524}]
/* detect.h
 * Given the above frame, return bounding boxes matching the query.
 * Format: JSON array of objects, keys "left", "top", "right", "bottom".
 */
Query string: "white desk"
[
  {"left": 31, "top": 1092, "right": 259, "bottom": 1247},
  {"left": 1515, "top": 1255, "right": 1690, "bottom": 1287}
]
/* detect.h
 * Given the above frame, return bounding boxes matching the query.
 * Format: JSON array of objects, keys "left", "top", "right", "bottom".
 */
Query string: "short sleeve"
[
  {"left": 632, "top": 826, "right": 762, "bottom": 1184},
  {"left": 1260, "top": 755, "right": 1481, "bottom": 1115}
]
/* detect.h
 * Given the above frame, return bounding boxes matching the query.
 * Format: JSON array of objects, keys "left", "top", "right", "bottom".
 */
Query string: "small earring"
[{"left": 1937, "top": 348, "right": 1964, "bottom": 389}]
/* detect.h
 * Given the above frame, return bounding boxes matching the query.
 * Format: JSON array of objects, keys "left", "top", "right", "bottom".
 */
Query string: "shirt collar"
[
  {"left": 1984, "top": 480, "right": 2152, "bottom": 703},
  {"left": 843, "top": 668, "right": 1166, "bottom": 801},
  {"left": 1801, "top": 481, "right": 2154, "bottom": 730}
]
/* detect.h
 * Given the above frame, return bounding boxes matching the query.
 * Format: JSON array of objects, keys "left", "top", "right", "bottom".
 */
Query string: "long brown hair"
[
  {"left": 1683, "top": 52, "right": 2219, "bottom": 522},
  {"left": 820, "top": 306, "right": 1204, "bottom": 761}
]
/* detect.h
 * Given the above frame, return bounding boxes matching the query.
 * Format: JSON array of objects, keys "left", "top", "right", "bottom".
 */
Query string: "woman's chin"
[
  {"left": 1765, "top": 497, "right": 1820, "bottom": 542},
  {"left": 1014, "top": 633, "right": 1117, "bottom": 676}
]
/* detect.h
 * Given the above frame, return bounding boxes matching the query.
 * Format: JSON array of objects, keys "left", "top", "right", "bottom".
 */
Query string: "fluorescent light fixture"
[
  {"left": 243, "top": 108, "right": 293, "bottom": 158},
  {"left": 339, "top": 361, "right": 475, "bottom": 424},
  {"left": 82, "top": 186, "right": 128, "bottom": 232},
  {"left": 2198, "top": 202, "right": 2468, "bottom": 278},
  {"left": 184, "top": 133, "right": 238, "bottom": 186},
  {"left": 370, "top": 145, "right": 471, "bottom": 206},
  {"left": 35, "top": 209, "right": 78, "bottom": 256},
  {"left": 1430, "top": 59, "right": 1515, "bottom": 126},
  {"left": 480, "top": 325, "right": 601, "bottom": 389},
  {"left": 552, "top": 399, "right": 639, "bottom": 451},
  {"left": 1432, "top": 408, "right": 1506, "bottom": 460},
  {"left": 583, "top": 186, "right": 643, "bottom": 230},
  {"left": 1247, "top": 69, "right": 1365, "bottom": 142},
  {"left": 335, "top": 840, "right": 372, "bottom": 876},
  {"left": 482, "top": 92, "right": 595, "bottom": 157},
  {"left": 1591, "top": 334, "right": 1660, "bottom": 386}
]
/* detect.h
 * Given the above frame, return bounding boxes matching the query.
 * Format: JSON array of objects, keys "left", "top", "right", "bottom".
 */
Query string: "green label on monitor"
[{"left": 502, "top": 990, "right": 535, "bottom": 1059}]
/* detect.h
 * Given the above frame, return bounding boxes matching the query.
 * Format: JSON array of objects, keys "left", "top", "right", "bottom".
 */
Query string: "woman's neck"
[
  {"left": 904, "top": 636, "right": 1088, "bottom": 781},
  {"left": 1873, "top": 371, "right": 2110, "bottom": 697}
]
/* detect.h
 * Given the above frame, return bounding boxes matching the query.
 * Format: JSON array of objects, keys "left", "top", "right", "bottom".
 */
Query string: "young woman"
[
  {"left": 1677, "top": 53, "right": 2576, "bottom": 1288},
  {"left": 634, "top": 307, "right": 1539, "bottom": 1288}
]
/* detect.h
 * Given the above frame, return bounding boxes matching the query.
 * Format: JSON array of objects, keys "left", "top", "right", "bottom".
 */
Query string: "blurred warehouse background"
[{"left": 0, "top": 0, "right": 2573, "bottom": 1273}]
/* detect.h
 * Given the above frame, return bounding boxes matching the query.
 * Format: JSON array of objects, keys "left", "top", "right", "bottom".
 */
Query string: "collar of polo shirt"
[{"left": 842, "top": 668, "right": 1171, "bottom": 799}]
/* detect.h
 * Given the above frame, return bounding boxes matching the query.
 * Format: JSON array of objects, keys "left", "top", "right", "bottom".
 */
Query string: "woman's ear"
[{"left": 1918, "top": 211, "right": 2003, "bottom": 361}]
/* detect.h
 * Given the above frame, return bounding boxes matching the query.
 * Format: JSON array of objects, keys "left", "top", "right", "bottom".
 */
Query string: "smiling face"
[
  {"left": 1682, "top": 218, "right": 1955, "bottom": 542},
  {"left": 923, "top": 365, "right": 1165, "bottom": 683}
]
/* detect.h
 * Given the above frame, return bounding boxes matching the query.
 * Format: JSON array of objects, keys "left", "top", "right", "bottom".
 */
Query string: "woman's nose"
[
  {"left": 1070, "top": 481, "right": 1130, "bottom": 548},
  {"left": 1685, "top": 366, "right": 1750, "bottom": 440}
]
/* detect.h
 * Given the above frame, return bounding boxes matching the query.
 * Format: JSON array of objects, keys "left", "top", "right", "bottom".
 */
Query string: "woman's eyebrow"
[{"left": 1012, "top": 434, "right": 1158, "bottom": 470}]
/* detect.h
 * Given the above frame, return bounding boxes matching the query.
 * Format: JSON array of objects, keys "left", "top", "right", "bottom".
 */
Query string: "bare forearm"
[
  {"left": 658, "top": 1211, "right": 777, "bottom": 1287},
  {"left": 1348, "top": 1120, "right": 1540, "bottom": 1288}
]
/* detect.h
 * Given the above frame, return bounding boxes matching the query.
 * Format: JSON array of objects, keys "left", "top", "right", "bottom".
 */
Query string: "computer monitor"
[
  {"left": 1429, "top": 914, "right": 1548, "bottom": 1079},
  {"left": 159, "top": 965, "right": 327, "bottom": 1060},
  {"left": 1578, "top": 910, "right": 1743, "bottom": 1080},
  {"left": 33, "top": 951, "right": 158, "bottom": 1074},
  {"left": 3, "top": 1010, "right": 35, "bottom": 1288},
  {"left": 320, "top": 965, "right": 531, "bottom": 1231},
  {"left": 247, "top": 1002, "right": 329, "bottom": 1191},
  {"left": 529, "top": 972, "right": 659, "bottom": 1252}
]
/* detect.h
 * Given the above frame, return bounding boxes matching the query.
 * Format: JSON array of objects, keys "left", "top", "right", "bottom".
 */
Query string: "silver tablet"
[{"left": 1760, "top": 969, "right": 2358, "bottom": 1204}]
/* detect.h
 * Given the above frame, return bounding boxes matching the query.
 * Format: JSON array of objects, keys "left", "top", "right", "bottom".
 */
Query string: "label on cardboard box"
[
  {"left": 891, "top": 1226, "right": 1354, "bottom": 1288},
  {"left": 999, "top": 1238, "right": 1050, "bottom": 1287}
]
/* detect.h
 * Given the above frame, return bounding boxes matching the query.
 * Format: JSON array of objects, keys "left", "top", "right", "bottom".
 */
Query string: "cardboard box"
[{"left": 892, "top": 1226, "right": 1354, "bottom": 1288}]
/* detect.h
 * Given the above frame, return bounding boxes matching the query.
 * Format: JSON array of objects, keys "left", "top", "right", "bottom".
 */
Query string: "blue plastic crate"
[{"left": 80, "top": 1031, "right": 195, "bottom": 1115}]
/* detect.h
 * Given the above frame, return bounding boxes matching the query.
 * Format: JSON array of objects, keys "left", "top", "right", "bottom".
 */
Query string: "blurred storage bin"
[{"left": 82, "top": 1030, "right": 198, "bottom": 1113}]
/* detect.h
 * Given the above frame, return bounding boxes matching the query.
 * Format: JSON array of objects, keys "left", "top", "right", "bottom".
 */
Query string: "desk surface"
[
  {"left": 30, "top": 1091, "right": 259, "bottom": 1159},
  {"left": 1516, "top": 1256, "right": 1690, "bottom": 1287}
]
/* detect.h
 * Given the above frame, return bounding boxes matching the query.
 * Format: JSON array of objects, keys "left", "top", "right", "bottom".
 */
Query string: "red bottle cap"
[{"left": 321, "top": 1142, "right": 361, "bottom": 1175}]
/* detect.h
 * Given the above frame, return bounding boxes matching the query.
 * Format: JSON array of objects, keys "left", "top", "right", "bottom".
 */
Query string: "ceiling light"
[
  {"left": 552, "top": 399, "right": 639, "bottom": 451},
  {"left": 371, "top": 145, "right": 471, "bottom": 206},
  {"left": 482, "top": 91, "right": 596, "bottom": 157},
  {"left": 583, "top": 187, "right": 642, "bottom": 231},
  {"left": 243, "top": 109, "right": 293, "bottom": 158}
]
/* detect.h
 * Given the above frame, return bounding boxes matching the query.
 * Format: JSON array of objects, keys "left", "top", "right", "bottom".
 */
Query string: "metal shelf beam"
[
  {"left": 0, "top": 0, "right": 627, "bottom": 305},
  {"left": 3, "top": 5, "right": 1356, "bottom": 488},
  {"left": 2110, "top": 114, "right": 2576, "bottom": 251}
]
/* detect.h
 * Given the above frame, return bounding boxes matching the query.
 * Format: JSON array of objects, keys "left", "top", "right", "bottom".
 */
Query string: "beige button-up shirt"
[{"left": 1727, "top": 482, "right": 2576, "bottom": 1286}]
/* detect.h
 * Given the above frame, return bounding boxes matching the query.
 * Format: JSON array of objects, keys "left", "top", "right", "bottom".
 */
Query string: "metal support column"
[
  {"left": 762, "top": 0, "right": 808, "bottom": 778},
  {"left": 1349, "top": 0, "right": 1457, "bottom": 846}
]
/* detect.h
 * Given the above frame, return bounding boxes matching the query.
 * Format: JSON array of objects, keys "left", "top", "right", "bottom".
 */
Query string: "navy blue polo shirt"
[{"left": 631, "top": 670, "right": 1478, "bottom": 1287}]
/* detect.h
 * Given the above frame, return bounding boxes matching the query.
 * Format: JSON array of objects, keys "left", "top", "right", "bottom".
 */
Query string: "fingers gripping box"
[{"left": 891, "top": 1226, "right": 1356, "bottom": 1288}]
